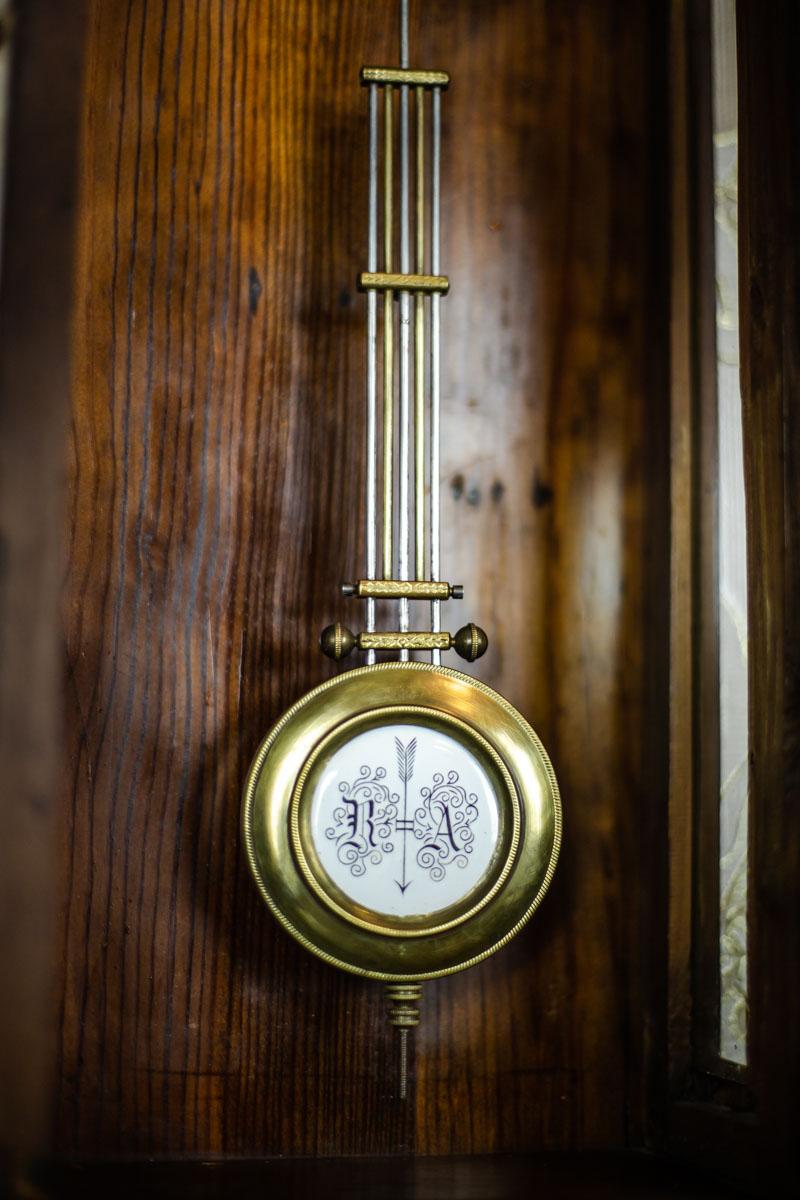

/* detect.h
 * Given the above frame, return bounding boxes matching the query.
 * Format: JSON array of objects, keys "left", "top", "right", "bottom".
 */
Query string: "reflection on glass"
[{"left": 712, "top": 0, "right": 747, "bottom": 1066}]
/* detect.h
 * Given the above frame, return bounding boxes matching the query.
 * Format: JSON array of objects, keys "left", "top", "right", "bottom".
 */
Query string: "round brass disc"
[
  {"left": 291, "top": 704, "right": 521, "bottom": 938},
  {"left": 242, "top": 662, "right": 561, "bottom": 982}
]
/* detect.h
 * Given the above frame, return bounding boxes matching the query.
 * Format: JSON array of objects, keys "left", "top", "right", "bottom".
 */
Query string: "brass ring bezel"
[
  {"left": 242, "top": 662, "right": 561, "bottom": 982},
  {"left": 289, "top": 705, "right": 521, "bottom": 938}
]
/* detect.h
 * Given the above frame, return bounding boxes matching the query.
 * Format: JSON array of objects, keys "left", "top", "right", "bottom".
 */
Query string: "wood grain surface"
[
  {"left": 0, "top": 0, "right": 87, "bottom": 1170},
  {"left": 57, "top": 0, "right": 670, "bottom": 1157}
]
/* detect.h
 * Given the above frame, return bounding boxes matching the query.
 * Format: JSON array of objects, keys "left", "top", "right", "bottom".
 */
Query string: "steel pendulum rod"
[
  {"left": 415, "top": 84, "right": 425, "bottom": 582},
  {"left": 398, "top": 1028, "right": 409, "bottom": 1100},
  {"left": 386, "top": 982, "right": 421, "bottom": 1102},
  {"left": 430, "top": 83, "right": 442, "bottom": 665},
  {"left": 382, "top": 84, "right": 394, "bottom": 583},
  {"left": 398, "top": 0, "right": 411, "bottom": 658},
  {"left": 365, "top": 84, "right": 379, "bottom": 665}
]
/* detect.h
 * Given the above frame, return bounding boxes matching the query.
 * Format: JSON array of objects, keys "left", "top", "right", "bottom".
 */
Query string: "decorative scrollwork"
[
  {"left": 325, "top": 765, "right": 398, "bottom": 876},
  {"left": 414, "top": 770, "right": 478, "bottom": 881},
  {"left": 322, "top": 746, "right": 481, "bottom": 889}
]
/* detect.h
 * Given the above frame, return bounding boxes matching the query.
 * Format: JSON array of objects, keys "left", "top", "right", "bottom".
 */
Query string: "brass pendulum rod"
[
  {"left": 382, "top": 84, "right": 394, "bottom": 583},
  {"left": 358, "top": 5, "right": 451, "bottom": 661},
  {"left": 398, "top": 1, "right": 411, "bottom": 657},
  {"left": 415, "top": 84, "right": 425, "bottom": 581},
  {"left": 342, "top": 1, "right": 484, "bottom": 684},
  {"left": 365, "top": 83, "right": 379, "bottom": 664},
  {"left": 430, "top": 82, "right": 442, "bottom": 664}
]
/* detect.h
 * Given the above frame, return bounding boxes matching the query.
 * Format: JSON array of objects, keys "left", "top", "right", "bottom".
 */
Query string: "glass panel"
[{"left": 712, "top": 0, "right": 748, "bottom": 1066}]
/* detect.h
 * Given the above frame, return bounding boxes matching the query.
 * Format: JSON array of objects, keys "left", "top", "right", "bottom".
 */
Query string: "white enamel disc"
[{"left": 307, "top": 721, "right": 501, "bottom": 919}]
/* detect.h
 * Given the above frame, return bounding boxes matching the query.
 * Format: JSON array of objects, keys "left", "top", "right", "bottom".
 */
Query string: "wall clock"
[{"left": 243, "top": 0, "right": 561, "bottom": 1096}]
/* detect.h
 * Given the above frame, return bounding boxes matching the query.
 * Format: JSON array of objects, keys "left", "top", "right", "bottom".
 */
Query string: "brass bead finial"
[
  {"left": 385, "top": 983, "right": 422, "bottom": 1028},
  {"left": 319, "top": 623, "right": 356, "bottom": 660},
  {"left": 452, "top": 622, "right": 488, "bottom": 662}
]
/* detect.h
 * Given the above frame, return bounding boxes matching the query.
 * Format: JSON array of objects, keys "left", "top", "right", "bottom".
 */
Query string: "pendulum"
[{"left": 242, "top": 0, "right": 561, "bottom": 1100}]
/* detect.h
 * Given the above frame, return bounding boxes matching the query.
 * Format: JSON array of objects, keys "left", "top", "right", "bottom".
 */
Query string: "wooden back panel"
[{"left": 57, "top": 0, "right": 669, "bottom": 1157}]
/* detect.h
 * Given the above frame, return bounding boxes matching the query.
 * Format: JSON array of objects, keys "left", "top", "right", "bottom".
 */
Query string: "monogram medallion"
[{"left": 306, "top": 722, "right": 502, "bottom": 919}]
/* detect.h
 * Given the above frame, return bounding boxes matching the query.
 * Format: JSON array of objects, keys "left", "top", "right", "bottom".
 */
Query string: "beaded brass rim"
[
  {"left": 290, "top": 705, "right": 521, "bottom": 938},
  {"left": 242, "top": 662, "right": 561, "bottom": 982}
]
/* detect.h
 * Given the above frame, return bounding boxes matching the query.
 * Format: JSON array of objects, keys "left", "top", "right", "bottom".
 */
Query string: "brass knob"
[
  {"left": 452, "top": 622, "right": 488, "bottom": 662},
  {"left": 319, "top": 623, "right": 356, "bottom": 660}
]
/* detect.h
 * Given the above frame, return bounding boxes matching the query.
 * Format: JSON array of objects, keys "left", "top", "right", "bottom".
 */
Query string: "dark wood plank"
[
  {"left": 0, "top": 0, "right": 87, "bottom": 1176},
  {"left": 686, "top": 0, "right": 724, "bottom": 1075},
  {"left": 56, "top": 0, "right": 671, "bottom": 1158},
  {"left": 667, "top": 0, "right": 695, "bottom": 1096}
]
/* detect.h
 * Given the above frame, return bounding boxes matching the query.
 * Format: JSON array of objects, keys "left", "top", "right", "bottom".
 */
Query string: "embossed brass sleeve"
[
  {"left": 359, "top": 631, "right": 450, "bottom": 652},
  {"left": 319, "top": 623, "right": 488, "bottom": 661},
  {"left": 360, "top": 66, "right": 450, "bottom": 88},
  {"left": 359, "top": 271, "right": 450, "bottom": 295},
  {"left": 343, "top": 579, "right": 462, "bottom": 600}
]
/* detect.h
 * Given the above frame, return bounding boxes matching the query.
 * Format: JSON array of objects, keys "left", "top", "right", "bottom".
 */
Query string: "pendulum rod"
[
  {"left": 346, "top": 0, "right": 476, "bottom": 679},
  {"left": 415, "top": 84, "right": 425, "bottom": 582},
  {"left": 338, "top": 5, "right": 485, "bottom": 679},
  {"left": 337, "top": 0, "right": 490, "bottom": 1099},
  {"left": 366, "top": 84, "right": 378, "bottom": 665},
  {"left": 398, "top": 0, "right": 411, "bottom": 657},
  {"left": 348, "top": 0, "right": 474, "bottom": 677},
  {"left": 398, "top": 1028, "right": 409, "bottom": 1100},
  {"left": 430, "top": 83, "right": 442, "bottom": 664},
  {"left": 395, "top": 0, "right": 413, "bottom": 1101},
  {"left": 382, "top": 84, "right": 394, "bottom": 584}
]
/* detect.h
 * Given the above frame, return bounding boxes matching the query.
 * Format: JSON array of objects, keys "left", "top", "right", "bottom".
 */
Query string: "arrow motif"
[{"left": 394, "top": 737, "right": 417, "bottom": 893}]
